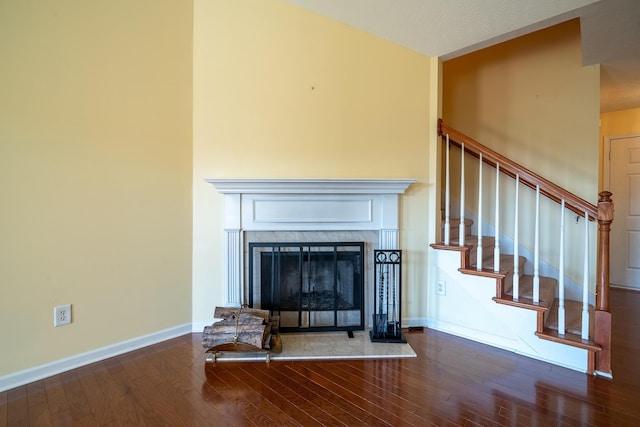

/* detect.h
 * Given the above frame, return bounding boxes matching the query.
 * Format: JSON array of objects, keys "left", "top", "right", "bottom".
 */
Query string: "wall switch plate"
[
  {"left": 54, "top": 304, "right": 72, "bottom": 327},
  {"left": 437, "top": 281, "right": 446, "bottom": 296}
]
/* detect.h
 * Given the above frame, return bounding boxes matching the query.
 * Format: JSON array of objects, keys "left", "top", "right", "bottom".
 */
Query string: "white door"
[{"left": 608, "top": 135, "right": 640, "bottom": 289}]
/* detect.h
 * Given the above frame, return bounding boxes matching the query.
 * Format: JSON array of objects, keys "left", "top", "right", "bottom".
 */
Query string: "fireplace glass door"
[{"left": 249, "top": 242, "right": 364, "bottom": 332}]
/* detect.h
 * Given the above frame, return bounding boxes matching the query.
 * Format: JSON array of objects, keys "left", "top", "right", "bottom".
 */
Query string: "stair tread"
[
  {"left": 443, "top": 218, "right": 473, "bottom": 240},
  {"left": 472, "top": 254, "right": 526, "bottom": 275},
  {"left": 505, "top": 275, "right": 557, "bottom": 305},
  {"left": 469, "top": 236, "right": 494, "bottom": 248},
  {"left": 492, "top": 295, "right": 550, "bottom": 310},
  {"left": 445, "top": 236, "right": 495, "bottom": 254},
  {"left": 545, "top": 299, "right": 595, "bottom": 337},
  {"left": 446, "top": 235, "right": 495, "bottom": 244},
  {"left": 445, "top": 218, "right": 474, "bottom": 227},
  {"left": 535, "top": 328, "right": 600, "bottom": 351}
]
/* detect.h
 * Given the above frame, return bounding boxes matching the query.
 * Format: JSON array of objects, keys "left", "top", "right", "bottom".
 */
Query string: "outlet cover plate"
[
  {"left": 437, "top": 281, "right": 446, "bottom": 296},
  {"left": 54, "top": 304, "right": 72, "bottom": 327}
]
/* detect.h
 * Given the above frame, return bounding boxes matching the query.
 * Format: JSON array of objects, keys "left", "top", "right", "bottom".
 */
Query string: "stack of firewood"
[{"left": 202, "top": 306, "right": 281, "bottom": 353}]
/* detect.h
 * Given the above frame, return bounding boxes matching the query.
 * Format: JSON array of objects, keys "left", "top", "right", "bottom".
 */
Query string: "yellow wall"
[
  {"left": 442, "top": 20, "right": 600, "bottom": 285},
  {"left": 600, "top": 107, "right": 640, "bottom": 188},
  {"left": 192, "top": 0, "right": 435, "bottom": 325},
  {"left": 443, "top": 19, "right": 599, "bottom": 201},
  {"left": 0, "top": 0, "right": 193, "bottom": 376},
  {"left": 601, "top": 107, "right": 640, "bottom": 137}
]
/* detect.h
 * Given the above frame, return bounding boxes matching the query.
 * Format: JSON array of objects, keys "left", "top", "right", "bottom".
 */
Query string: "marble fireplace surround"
[{"left": 206, "top": 179, "right": 416, "bottom": 311}]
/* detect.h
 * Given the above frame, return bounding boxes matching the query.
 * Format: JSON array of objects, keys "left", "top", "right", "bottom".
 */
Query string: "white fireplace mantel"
[
  {"left": 208, "top": 178, "right": 416, "bottom": 194},
  {"left": 207, "top": 178, "right": 416, "bottom": 306}
]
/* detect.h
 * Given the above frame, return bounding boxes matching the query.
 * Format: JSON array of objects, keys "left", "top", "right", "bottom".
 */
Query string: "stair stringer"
[{"left": 427, "top": 249, "right": 591, "bottom": 373}]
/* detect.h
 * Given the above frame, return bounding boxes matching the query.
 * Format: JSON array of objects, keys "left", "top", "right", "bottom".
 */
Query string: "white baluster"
[
  {"left": 494, "top": 163, "right": 500, "bottom": 272},
  {"left": 477, "top": 153, "right": 483, "bottom": 270},
  {"left": 459, "top": 143, "right": 465, "bottom": 246},
  {"left": 533, "top": 185, "right": 540, "bottom": 304},
  {"left": 444, "top": 135, "right": 450, "bottom": 245},
  {"left": 582, "top": 210, "right": 590, "bottom": 340},
  {"left": 558, "top": 200, "right": 566, "bottom": 335},
  {"left": 513, "top": 174, "right": 520, "bottom": 300}
]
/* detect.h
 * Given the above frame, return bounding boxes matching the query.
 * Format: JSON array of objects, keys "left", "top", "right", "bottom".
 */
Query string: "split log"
[
  {"left": 214, "top": 306, "right": 270, "bottom": 323},
  {"left": 214, "top": 312, "right": 266, "bottom": 326},
  {"left": 202, "top": 322, "right": 268, "bottom": 349}
]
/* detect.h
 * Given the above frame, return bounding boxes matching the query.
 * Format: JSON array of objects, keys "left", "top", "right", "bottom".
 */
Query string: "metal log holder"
[
  {"left": 370, "top": 249, "right": 406, "bottom": 343},
  {"left": 203, "top": 305, "right": 281, "bottom": 364}
]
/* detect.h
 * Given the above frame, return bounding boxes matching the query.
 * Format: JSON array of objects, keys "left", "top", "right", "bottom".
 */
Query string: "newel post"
[{"left": 595, "top": 191, "right": 614, "bottom": 376}]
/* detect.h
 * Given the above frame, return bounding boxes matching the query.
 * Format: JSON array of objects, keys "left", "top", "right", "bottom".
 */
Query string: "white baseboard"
[
  {"left": 425, "top": 318, "right": 519, "bottom": 351},
  {"left": 402, "top": 317, "right": 428, "bottom": 328},
  {"left": 595, "top": 370, "right": 614, "bottom": 379},
  {"left": 425, "top": 318, "right": 591, "bottom": 374},
  {"left": 192, "top": 321, "right": 213, "bottom": 333},
  {"left": 0, "top": 323, "right": 192, "bottom": 393}
]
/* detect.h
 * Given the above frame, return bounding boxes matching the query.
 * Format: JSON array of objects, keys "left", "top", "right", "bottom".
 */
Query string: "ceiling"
[{"left": 286, "top": 0, "right": 640, "bottom": 113}]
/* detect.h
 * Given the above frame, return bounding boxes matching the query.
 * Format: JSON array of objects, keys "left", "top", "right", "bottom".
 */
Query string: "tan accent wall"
[
  {"left": 442, "top": 19, "right": 600, "bottom": 286},
  {"left": 600, "top": 107, "right": 640, "bottom": 189},
  {"left": 0, "top": 0, "right": 193, "bottom": 376},
  {"left": 601, "top": 107, "right": 640, "bottom": 137}
]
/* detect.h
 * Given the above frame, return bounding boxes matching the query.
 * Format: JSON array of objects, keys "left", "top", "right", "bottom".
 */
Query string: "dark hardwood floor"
[{"left": 2, "top": 288, "right": 639, "bottom": 426}]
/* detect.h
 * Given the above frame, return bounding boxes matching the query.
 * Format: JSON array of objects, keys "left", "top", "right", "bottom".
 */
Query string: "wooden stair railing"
[{"left": 436, "top": 119, "right": 613, "bottom": 376}]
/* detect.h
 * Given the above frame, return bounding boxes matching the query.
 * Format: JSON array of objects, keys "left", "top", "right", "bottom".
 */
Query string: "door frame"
[
  {"left": 603, "top": 133, "right": 640, "bottom": 289},
  {"left": 603, "top": 133, "right": 640, "bottom": 187}
]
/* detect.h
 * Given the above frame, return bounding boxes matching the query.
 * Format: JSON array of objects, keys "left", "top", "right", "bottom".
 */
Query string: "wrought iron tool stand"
[{"left": 370, "top": 249, "right": 406, "bottom": 343}]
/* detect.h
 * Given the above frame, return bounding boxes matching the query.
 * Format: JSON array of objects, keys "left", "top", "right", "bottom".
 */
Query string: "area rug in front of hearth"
[{"left": 207, "top": 330, "right": 416, "bottom": 362}]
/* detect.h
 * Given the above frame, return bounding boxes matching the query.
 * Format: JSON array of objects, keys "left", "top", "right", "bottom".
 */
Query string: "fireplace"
[
  {"left": 249, "top": 242, "right": 364, "bottom": 332},
  {"left": 207, "top": 179, "right": 416, "bottom": 330}
]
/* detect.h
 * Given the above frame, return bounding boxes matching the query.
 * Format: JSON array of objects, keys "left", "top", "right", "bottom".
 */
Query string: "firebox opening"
[{"left": 248, "top": 242, "right": 365, "bottom": 333}]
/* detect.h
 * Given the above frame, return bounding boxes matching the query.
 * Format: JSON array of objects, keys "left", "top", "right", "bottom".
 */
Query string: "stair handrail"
[
  {"left": 438, "top": 119, "right": 597, "bottom": 220},
  {"left": 438, "top": 118, "right": 613, "bottom": 376}
]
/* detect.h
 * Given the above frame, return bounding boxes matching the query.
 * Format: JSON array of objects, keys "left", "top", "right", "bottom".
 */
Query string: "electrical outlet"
[
  {"left": 54, "top": 304, "right": 72, "bottom": 327},
  {"left": 437, "top": 281, "right": 446, "bottom": 296}
]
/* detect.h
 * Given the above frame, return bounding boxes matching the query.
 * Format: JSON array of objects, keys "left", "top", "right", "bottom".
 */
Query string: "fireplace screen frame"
[{"left": 248, "top": 242, "right": 365, "bottom": 333}]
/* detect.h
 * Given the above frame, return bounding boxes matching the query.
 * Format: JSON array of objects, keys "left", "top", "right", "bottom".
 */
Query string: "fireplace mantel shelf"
[{"left": 206, "top": 178, "right": 416, "bottom": 194}]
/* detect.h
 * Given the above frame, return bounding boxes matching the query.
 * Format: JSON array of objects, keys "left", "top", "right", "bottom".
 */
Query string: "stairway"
[
  {"left": 436, "top": 119, "right": 613, "bottom": 376},
  {"left": 433, "top": 217, "right": 600, "bottom": 372}
]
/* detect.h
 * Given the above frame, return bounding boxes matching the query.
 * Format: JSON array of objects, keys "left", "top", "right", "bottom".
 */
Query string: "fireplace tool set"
[{"left": 370, "top": 249, "right": 406, "bottom": 343}]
